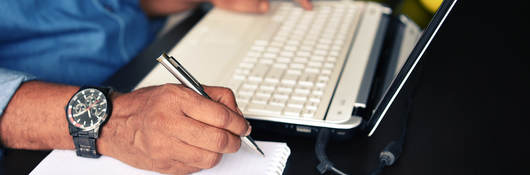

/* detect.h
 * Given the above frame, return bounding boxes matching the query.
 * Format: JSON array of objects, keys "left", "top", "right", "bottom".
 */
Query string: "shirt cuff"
[
  {"left": 0, "top": 68, "right": 35, "bottom": 159},
  {"left": 0, "top": 68, "right": 36, "bottom": 116}
]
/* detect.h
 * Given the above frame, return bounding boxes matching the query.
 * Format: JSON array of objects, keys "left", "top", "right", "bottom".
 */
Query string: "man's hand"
[
  {"left": 140, "top": 0, "right": 312, "bottom": 16},
  {"left": 98, "top": 84, "right": 250, "bottom": 174}
]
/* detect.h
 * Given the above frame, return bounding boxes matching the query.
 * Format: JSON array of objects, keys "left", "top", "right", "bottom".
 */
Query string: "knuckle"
[
  {"left": 214, "top": 108, "right": 232, "bottom": 128},
  {"left": 221, "top": 87, "right": 235, "bottom": 97},
  {"left": 227, "top": 137, "right": 241, "bottom": 153},
  {"left": 176, "top": 86, "right": 200, "bottom": 105},
  {"left": 203, "top": 152, "right": 223, "bottom": 169},
  {"left": 212, "top": 130, "right": 230, "bottom": 151}
]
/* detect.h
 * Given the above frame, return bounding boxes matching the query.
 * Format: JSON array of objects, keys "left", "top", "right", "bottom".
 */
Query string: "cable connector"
[{"left": 379, "top": 141, "right": 403, "bottom": 166}]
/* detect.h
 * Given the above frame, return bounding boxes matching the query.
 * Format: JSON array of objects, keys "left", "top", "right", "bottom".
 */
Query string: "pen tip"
[{"left": 257, "top": 148, "right": 265, "bottom": 157}]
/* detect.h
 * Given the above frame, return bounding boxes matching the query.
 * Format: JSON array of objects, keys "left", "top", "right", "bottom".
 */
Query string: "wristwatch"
[{"left": 65, "top": 86, "right": 113, "bottom": 158}]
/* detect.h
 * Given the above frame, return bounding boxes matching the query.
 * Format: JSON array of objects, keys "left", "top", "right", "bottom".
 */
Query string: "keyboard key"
[
  {"left": 241, "top": 83, "right": 259, "bottom": 90},
  {"left": 286, "top": 69, "right": 302, "bottom": 75},
  {"left": 316, "top": 79, "right": 327, "bottom": 87},
  {"left": 269, "top": 97, "right": 287, "bottom": 106},
  {"left": 267, "top": 47, "right": 281, "bottom": 53},
  {"left": 263, "top": 52, "right": 277, "bottom": 59},
  {"left": 248, "top": 64, "right": 269, "bottom": 81},
  {"left": 251, "top": 96, "right": 269, "bottom": 104},
  {"left": 296, "top": 51, "right": 311, "bottom": 57},
  {"left": 255, "top": 90, "right": 272, "bottom": 98},
  {"left": 321, "top": 68, "right": 332, "bottom": 75},
  {"left": 276, "top": 56, "right": 290, "bottom": 63},
  {"left": 291, "top": 94, "right": 307, "bottom": 101},
  {"left": 259, "top": 58, "right": 274, "bottom": 64},
  {"left": 265, "top": 68, "right": 284, "bottom": 83},
  {"left": 259, "top": 83, "right": 275, "bottom": 91},
  {"left": 273, "top": 91, "right": 290, "bottom": 99},
  {"left": 308, "top": 61, "right": 323, "bottom": 68},
  {"left": 304, "top": 67, "right": 319, "bottom": 73},
  {"left": 280, "top": 51, "right": 295, "bottom": 57},
  {"left": 247, "top": 103, "right": 282, "bottom": 115},
  {"left": 309, "top": 95, "right": 321, "bottom": 102},
  {"left": 301, "top": 109, "right": 316, "bottom": 118},
  {"left": 277, "top": 84, "right": 293, "bottom": 92},
  {"left": 298, "top": 73, "right": 318, "bottom": 87},
  {"left": 314, "top": 49, "right": 328, "bottom": 56},
  {"left": 283, "top": 107, "right": 301, "bottom": 117},
  {"left": 289, "top": 63, "right": 305, "bottom": 69},
  {"left": 294, "top": 87, "right": 311, "bottom": 94},
  {"left": 287, "top": 99, "right": 305, "bottom": 109},
  {"left": 312, "top": 87, "right": 324, "bottom": 96},
  {"left": 311, "top": 55, "right": 325, "bottom": 61},
  {"left": 294, "top": 57, "right": 309, "bottom": 63},
  {"left": 281, "top": 73, "right": 298, "bottom": 85}
]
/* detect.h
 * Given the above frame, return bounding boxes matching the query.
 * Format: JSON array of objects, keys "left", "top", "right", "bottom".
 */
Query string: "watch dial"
[{"left": 67, "top": 88, "right": 108, "bottom": 131}]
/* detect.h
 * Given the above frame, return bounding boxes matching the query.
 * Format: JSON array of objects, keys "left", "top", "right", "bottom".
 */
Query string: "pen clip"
[{"left": 161, "top": 54, "right": 210, "bottom": 98}]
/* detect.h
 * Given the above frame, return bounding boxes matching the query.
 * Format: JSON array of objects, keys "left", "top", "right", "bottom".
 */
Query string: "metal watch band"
[{"left": 73, "top": 131, "right": 100, "bottom": 158}]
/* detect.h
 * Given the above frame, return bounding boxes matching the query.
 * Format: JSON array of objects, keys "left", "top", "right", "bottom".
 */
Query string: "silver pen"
[{"left": 156, "top": 53, "right": 265, "bottom": 156}]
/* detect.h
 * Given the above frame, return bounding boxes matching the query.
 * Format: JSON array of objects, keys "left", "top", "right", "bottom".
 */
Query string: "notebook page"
[{"left": 30, "top": 141, "right": 290, "bottom": 175}]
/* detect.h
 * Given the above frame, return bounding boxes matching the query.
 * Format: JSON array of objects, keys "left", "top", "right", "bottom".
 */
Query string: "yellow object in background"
[{"left": 419, "top": 0, "right": 442, "bottom": 13}]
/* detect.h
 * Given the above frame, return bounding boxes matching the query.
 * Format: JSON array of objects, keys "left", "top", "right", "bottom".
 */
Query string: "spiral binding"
[{"left": 266, "top": 144, "right": 291, "bottom": 175}]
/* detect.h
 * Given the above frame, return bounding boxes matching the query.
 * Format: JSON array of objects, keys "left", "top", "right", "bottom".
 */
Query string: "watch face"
[{"left": 67, "top": 88, "right": 108, "bottom": 131}]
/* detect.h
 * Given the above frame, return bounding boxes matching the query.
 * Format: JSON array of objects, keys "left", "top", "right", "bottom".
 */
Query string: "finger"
[
  {"left": 179, "top": 88, "right": 250, "bottom": 136},
  {"left": 138, "top": 130, "right": 226, "bottom": 169},
  {"left": 295, "top": 0, "right": 313, "bottom": 10},
  {"left": 213, "top": 0, "right": 269, "bottom": 13},
  {"left": 203, "top": 86, "right": 242, "bottom": 115},
  {"left": 152, "top": 115, "right": 242, "bottom": 153}
]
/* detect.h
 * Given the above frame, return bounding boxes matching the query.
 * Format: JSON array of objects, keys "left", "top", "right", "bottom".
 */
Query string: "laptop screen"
[{"left": 366, "top": 0, "right": 457, "bottom": 136}]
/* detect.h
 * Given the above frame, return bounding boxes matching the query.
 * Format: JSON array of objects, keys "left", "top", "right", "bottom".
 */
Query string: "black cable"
[{"left": 315, "top": 128, "right": 348, "bottom": 175}]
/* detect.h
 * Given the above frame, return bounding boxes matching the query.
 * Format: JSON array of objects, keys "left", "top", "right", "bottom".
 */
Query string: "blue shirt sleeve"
[
  {"left": 0, "top": 68, "right": 36, "bottom": 159},
  {"left": 0, "top": 0, "right": 164, "bottom": 86}
]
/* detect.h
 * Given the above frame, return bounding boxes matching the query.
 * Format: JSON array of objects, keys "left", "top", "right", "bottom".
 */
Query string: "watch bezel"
[{"left": 66, "top": 88, "right": 111, "bottom": 132}]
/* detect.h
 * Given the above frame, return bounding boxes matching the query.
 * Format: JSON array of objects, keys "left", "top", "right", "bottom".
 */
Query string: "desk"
[{"left": 2, "top": 1, "right": 530, "bottom": 174}]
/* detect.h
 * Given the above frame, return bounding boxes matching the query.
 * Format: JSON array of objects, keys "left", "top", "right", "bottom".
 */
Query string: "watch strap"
[{"left": 73, "top": 135, "right": 101, "bottom": 158}]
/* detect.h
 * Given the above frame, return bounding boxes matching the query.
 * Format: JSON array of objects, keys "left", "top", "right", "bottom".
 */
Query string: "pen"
[{"left": 156, "top": 53, "right": 265, "bottom": 156}]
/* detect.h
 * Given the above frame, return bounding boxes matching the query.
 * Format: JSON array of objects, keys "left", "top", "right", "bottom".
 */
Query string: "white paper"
[{"left": 30, "top": 141, "right": 290, "bottom": 175}]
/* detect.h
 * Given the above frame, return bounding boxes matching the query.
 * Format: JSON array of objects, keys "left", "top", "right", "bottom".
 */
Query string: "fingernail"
[
  {"left": 259, "top": 2, "right": 269, "bottom": 13},
  {"left": 245, "top": 125, "right": 252, "bottom": 136}
]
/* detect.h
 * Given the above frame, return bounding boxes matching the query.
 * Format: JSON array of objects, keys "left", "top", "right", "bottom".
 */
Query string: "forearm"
[
  {"left": 140, "top": 0, "right": 203, "bottom": 17},
  {"left": 0, "top": 81, "right": 78, "bottom": 150}
]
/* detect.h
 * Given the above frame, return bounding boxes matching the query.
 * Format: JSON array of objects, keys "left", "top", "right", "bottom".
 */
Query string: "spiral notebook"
[{"left": 30, "top": 141, "right": 290, "bottom": 175}]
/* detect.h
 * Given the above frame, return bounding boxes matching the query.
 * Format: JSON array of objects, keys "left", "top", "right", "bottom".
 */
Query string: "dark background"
[{"left": 2, "top": 0, "right": 530, "bottom": 174}]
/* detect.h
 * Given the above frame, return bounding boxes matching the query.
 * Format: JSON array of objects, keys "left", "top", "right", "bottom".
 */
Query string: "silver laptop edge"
[{"left": 367, "top": 0, "right": 458, "bottom": 136}]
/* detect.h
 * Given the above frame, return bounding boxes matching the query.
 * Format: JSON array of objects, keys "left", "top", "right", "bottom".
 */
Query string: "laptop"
[{"left": 135, "top": 0, "right": 457, "bottom": 136}]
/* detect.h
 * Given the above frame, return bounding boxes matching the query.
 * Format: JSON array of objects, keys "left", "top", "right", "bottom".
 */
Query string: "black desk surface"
[{"left": 2, "top": 1, "right": 529, "bottom": 174}]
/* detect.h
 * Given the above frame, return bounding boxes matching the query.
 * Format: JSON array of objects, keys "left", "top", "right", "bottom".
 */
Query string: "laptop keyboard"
[{"left": 228, "top": 2, "right": 359, "bottom": 121}]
